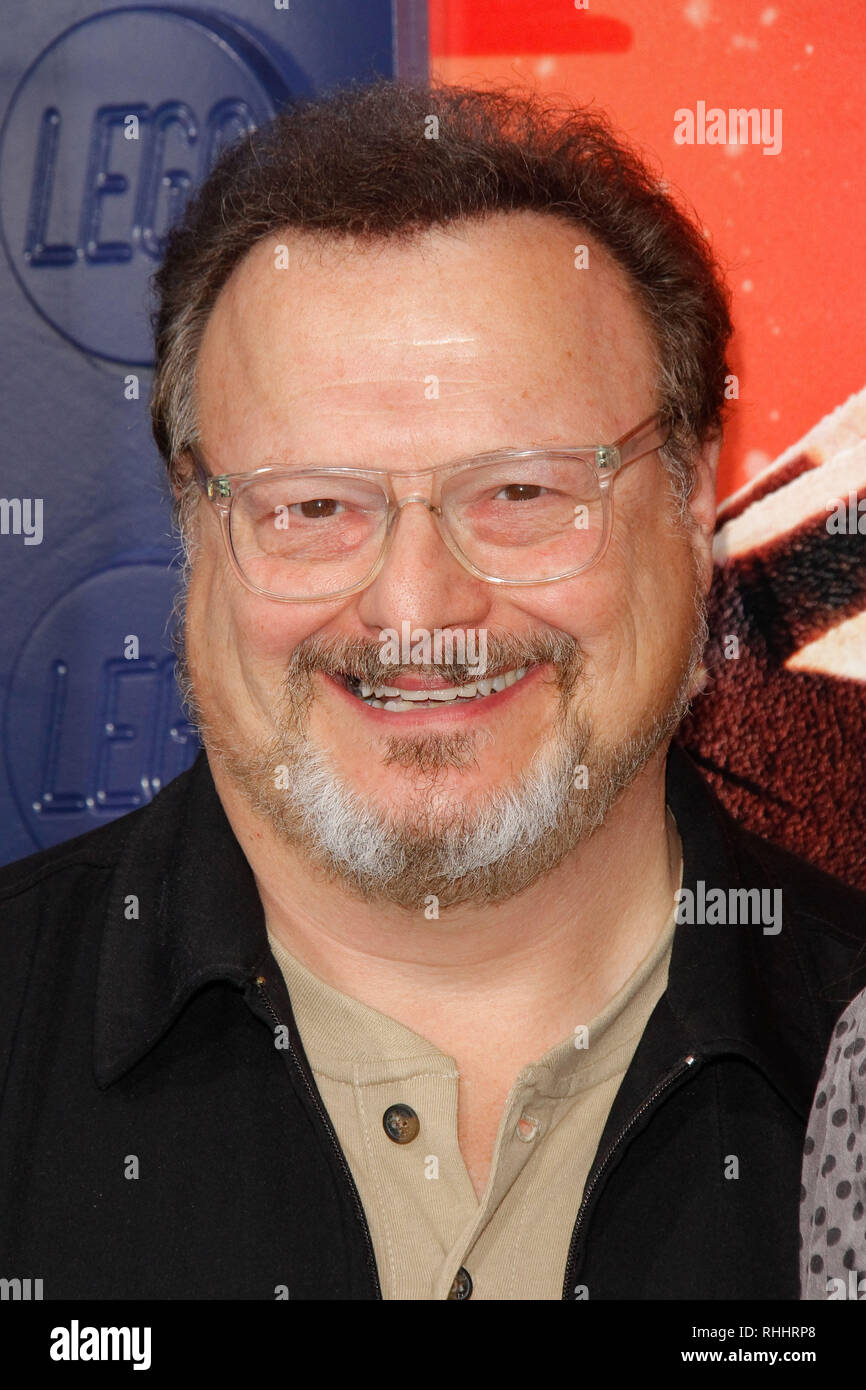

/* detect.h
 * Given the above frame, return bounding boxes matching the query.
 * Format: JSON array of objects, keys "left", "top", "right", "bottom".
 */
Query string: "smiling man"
[{"left": 1, "top": 80, "right": 865, "bottom": 1302}]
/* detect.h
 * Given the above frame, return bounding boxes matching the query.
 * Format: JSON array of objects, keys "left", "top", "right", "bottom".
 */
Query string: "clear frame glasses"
[{"left": 185, "top": 413, "right": 671, "bottom": 603}]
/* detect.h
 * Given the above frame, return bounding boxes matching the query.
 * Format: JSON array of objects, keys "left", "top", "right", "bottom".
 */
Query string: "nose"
[
  {"left": 355, "top": 494, "right": 491, "bottom": 637},
  {"left": 396, "top": 493, "right": 437, "bottom": 513}
]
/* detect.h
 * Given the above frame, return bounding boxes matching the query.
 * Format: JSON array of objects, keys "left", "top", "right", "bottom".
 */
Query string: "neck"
[{"left": 209, "top": 743, "right": 681, "bottom": 1058}]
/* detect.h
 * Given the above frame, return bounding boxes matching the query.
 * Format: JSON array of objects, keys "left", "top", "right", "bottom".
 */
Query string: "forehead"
[{"left": 194, "top": 210, "right": 658, "bottom": 464}]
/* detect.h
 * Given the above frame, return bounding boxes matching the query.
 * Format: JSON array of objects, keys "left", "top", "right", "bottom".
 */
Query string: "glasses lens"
[
  {"left": 442, "top": 454, "right": 606, "bottom": 581},
  {"left": 229, "top": 473, "right": 388, "bottom": 597}
]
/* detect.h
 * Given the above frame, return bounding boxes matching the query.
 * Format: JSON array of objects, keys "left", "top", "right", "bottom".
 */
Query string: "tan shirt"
[{"left": 267, "top": 877, "right": 679, "bottom": 1301}]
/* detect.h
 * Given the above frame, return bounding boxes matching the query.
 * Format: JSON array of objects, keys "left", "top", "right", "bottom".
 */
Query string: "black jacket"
[{"left": 1, "top": 743, "right": 864, "bottom": 1300}]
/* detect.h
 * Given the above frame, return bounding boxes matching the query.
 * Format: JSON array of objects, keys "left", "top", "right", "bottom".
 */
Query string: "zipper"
[
  {"left": 561, "top": 1051, "right": 701, "bottom": 1299},
  {"left": 254, "top": 975, "right": 383, "bottom": 1300}
]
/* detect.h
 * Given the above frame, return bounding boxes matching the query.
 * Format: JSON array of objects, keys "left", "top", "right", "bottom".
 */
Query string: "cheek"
[
  {"left": 187, "top": 550, "right": 331, "bottom": 682},
  {"left": 501, "top": 499, "right": 698, "bottom": 706},
  {"left": 234, "top": 599, "right": 316, "bottom": 665},
  {"left": 499, "top": 477, "right": 690, "bottom": 647},
  {"left": 498, "top": 550, "right": 641, "bottom": 655},
  {"left": 592, "top": 516, "right": 700, "bottom": 718}
]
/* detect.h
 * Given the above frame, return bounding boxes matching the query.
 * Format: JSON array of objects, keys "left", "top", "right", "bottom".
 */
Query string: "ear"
[
  {"left": 171, "top": 458, "right": 199, "bottom": 509},
  {"left": 685, "top": 431, "right": 721, "bottom": 594}
]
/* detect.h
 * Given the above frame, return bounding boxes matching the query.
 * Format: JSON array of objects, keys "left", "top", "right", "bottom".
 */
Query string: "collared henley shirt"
[{"left": 266, "top": 850, "right": 681, "bottom": 1300}]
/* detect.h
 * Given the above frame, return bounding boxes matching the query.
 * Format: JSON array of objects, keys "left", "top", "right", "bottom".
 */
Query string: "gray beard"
[{"left": 174, "top": 582, "right": 707, "bottom": 912}]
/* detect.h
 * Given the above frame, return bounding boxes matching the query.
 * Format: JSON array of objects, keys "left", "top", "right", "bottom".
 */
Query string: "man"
[{"left": 1, "top": 80, "right": 864, "bottom": 1301}]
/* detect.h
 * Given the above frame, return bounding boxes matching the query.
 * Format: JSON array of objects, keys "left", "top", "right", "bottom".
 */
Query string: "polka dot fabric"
[{"left": 800, "top": 989, "right": 866, "bottom": 1298}]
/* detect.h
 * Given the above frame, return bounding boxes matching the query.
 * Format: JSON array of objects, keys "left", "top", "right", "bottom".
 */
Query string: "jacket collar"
[
  {"left": 95, "top": 743, "right": 825, "bottom": 1114},
  {"left": 662, "top": 742, "right": 822, "bottom": 1119},
  {"left": 95, "top": 750, "right": 270, "bottom": 1087}
]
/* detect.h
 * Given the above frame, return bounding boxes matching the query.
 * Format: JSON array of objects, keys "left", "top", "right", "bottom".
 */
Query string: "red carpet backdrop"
[{"left": 430, "top": 0, "right": 866, "bottom": 886}]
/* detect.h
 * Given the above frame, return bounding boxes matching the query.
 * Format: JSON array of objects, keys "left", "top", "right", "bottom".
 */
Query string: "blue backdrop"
[{"left": 0, "top": 1, "right": 427, "bottom": 866}]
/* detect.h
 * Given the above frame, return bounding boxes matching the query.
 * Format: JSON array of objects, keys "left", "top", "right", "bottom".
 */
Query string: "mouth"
[{"left": 336, "top": 663, "right": 536, "bottom": 712}]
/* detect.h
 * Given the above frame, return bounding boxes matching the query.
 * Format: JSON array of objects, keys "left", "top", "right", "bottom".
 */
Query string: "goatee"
[{"left": 176, "top": 594, "right": 707, "bottom": 911}]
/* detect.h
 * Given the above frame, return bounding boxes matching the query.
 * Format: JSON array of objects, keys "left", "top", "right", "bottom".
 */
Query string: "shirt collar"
[
  {"left": 267, "top": 901, "right": 677, "bottom": 1091},
  {"left": 94, "top": 743, "right": 826, "bottom": 1115}
]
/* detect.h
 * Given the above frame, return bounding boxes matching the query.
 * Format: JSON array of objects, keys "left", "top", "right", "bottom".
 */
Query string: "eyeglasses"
[{"left": 185, "top": 413, "right": 671, "bottom": 602}]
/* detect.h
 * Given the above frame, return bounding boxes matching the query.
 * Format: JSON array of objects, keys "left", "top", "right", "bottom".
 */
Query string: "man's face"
[{"left": 182, "top": 211, "right": 714, "bottom": 908}]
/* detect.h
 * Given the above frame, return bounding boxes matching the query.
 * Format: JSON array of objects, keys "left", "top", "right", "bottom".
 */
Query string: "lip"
[{"left": 321, "top": 664, "right": 549, "bottom": 724}]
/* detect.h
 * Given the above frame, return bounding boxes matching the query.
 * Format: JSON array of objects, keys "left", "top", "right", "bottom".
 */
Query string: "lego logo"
[
  {"left": 0, "top": 5, "right": 290, "bottom": 365},
  {"left": 4, "top": 562, "right": 199, "bottom": 851}
]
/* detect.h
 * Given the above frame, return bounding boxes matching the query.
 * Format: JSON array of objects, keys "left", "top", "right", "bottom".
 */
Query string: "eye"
[
  {"left": 289, "top": 498, "right": 346, "bottom": 519},
  {"left": 492, "top": 484, "right": 548, "bottom": 502}
]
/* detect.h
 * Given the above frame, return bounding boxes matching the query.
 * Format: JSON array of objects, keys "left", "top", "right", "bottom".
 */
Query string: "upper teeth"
[{"left": 353, "top": 666, "right": 529, "bottom": 708}]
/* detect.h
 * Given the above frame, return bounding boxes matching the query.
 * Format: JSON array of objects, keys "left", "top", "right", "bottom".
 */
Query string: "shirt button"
[
  {"left": 516, "top": 1113, "right": 539, "bottom": 1142},
  {"left": 447, "top": 1267, "right": 473, "bottom": 1300},
  {"left": 382, "top": 1103, "right": 420, "bottom": 1143}
]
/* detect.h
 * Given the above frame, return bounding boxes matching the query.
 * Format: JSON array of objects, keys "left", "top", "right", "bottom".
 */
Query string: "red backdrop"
[
  {"left": 430, "top": 1, "right": 866, "bottom": 887},
  {"left": 429, "top": 0, "right": 865, "bottom": 500}
]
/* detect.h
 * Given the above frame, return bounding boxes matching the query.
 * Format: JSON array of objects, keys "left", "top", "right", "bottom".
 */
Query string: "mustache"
[{"left": 283, "top": 628, "right": 585, "bottom": 694}]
